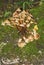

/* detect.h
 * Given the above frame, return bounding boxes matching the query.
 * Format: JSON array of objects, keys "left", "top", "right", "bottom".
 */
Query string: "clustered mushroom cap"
[
  {"left": 34, "top": 25, "right": 38, "bottom": 30},
  {"left": 16, "top": 8, "right": 21, "bottom": 12},
  {"left": 1, "top": 8, "right": 40, "bottom": 48},
  {"left": 18, "top": 42, "right": 26, "bottom": 48},
  {"left": 34, "top": 33, "right": 40, "bottom": 40}
]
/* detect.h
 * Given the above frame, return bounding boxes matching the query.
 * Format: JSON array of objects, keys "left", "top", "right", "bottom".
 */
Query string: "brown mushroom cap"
[
  {"left": 29, "top": 35, "right": 34, "bottom": 42},
  {"left": 34, "top": 33, "right": 40, "bottom": 40},
  {"left": 29, "top": 13, "right": 33, "bottom": 17},
  {"left": 21, "top": 10, "right": 26, "bottom": 14},
  {"left": 26, "top": 23, "right": 30, "bottom": 28},
  {"left": 9, "top": 17, "right": 15, "bottom": 21},
  {"left": 16, "top": 8, "right": 21, "bottom": 12},
  {"left": 13, "top": 12, "right": 17, "bottom": 17},
  {"left": 25, "top": 20, "right": 29, "bottom": 23},
  {"left": 18, "top": 41, "right": 26, "bottom": 48},
  {"left": 30, "top": 21, "right": 33, "bottom": 24},
  {"left": 13, "top": 14, "right": 19, "bottom": 18},
  {"left": 27, "top": 16, "right": 31, "bottom": 21},
  {"left": 1, "top": 20, "right": 13, "bottom": 27}
]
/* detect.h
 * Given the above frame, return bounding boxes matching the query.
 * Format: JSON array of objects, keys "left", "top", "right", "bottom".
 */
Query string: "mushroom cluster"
[{"left": 1, "top": 8, "right": 40, "bottom": 48}]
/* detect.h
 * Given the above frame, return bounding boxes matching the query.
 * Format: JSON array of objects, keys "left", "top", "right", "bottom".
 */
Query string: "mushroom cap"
[
  {"left": 3, "top": 20, "right": 11, "bottom": 25},
  {"left": 20, "top": 18, "right": 24, "bottom": 21},
  {"left": 30, "top": 21, "right": 33, "bottom": 24},
  {"left": 29, "top": 35, "right": 34, "bottom": 42},
  {"left": 21, "top": 10, "right": 26, "bottom": 14},
  {"left": 13, "top": 12, "right": 17, "bottom": 16},
  {"left": 15, "top": 20, "right": 18, "bottom": 24},
  {"left": 27, "top": 23, "right": 30, "bottom": 27},
  {"left": 34, "top": 33, "right": 40, "bottom": 40},
  {"left": 18, "top": 38, "right": 22, "bottom": 43},
  {"left": 16, "top": 8, "right": 21, "bottom": 12},
  {"left": 34, "top": 25, "right": 38, "bottom": 30},
  {"left": 13, "top": 14, "right": 19, "bottom": 18},
  {"left": 25, "top": 38, "right": 29, "bottom": 43},
  {"left": 1, "top": 22, "right": 5, "bottom": 26},
  {"left": 27, "top": 16, "right": 31, "bottom": 21},
  {"left": 18, "top": 41, "right": 26, "bottom": 48},
  {"left": 19, "top": 24, "right": 25, "bottom": 27},
  {"left": 25, "top": 20, "right": 29, "bottom": 23},
  {"left": 10, "top": 17, "right": 15, "bottom": 21},
  {"left": 29, "top": 13, "right": 33, "bottom": 17}
]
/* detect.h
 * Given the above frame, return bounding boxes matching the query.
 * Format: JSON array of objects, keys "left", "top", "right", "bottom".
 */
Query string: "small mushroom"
[
  {"left": 15, "top": 19, "right": 19, "bottom": 23},
  {"left": 34, "top": 25, "right": 38, "bottom": 30},
  {"left": 21, "top": 10, "right": 26, "bottom": 14},
  {"left": 34, "top": 33, "right": 40, "bottom": 40},
  {"left": 13, "top": 8, "right": 21, "bottom": 17},
  {"left": 1, "top": 20, "right": 11, "bottom": 26},
  {"left": 18, "top": 38, "right": 22, "bottom": 43},
  {"left": 1, "top": 22, "right": 5, "bottom": 26},
  {"left": 23, "top": 36, "right": 29, "bottom": 43},
  {"left": 18, "top": 41, "right": 26, "bottom": 48},
  {"left": 29, "top": 35, "right": 34, "bottom": 42},
  {"left": 29, "top": 13, "right": 33, "bottom": 18},
  {"left": 25, "top": 38, "right": 29, "bottom": 43},
  {"left": 33, "top": 29, "right": 40, "bottom": 40},
  {"left": 18, "top": 19, "right": 23, "bottom": 24},
  {"left": 26, "top": 23, "right": 30, "bottom": 27},
  {"left": 21, "top": 14, "right": 26, "bottom": 19},
  {"left": 25, "top": 20, "right": 29, "bottom": 23},
  {"left": 30, "top": 21, "right": 33, "bottom": 24},
  {"left": 27, "top": 16, "right": 31, "bottom": 21},
  {"left": 9, "top": 17, "right": 15, "bottom": 21},
  {"left": 13, "top": 14, "right": 19, "bottom": 18},
  {"left": 16, "top": 8, "right": 21, "bottom": 12},
  {"left": 13, "top": 12, "right": 17, "bottom": 17}
]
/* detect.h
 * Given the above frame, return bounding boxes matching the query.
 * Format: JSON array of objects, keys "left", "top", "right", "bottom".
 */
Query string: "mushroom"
[
  {"left": 13, "top": 14, "right": 19, "bottom": 18},
  {"left": 9, "top": 17, "right": 15, "bottom": 21},
  {"left": 18, "top": 41, "right": 26, "bottom": 48},
  {"left": 1, "top": 8, "right": 40, "bottom": 47},
  {"left": 29, "top": 13, "right": 33, "bottom": 18},
  {"left": 21, "top": 10, "right": 26, "bottom": 14},
  {"left": 1, "top": 22, "right": 5, "bottom": 26},
  {"left": 34, "top": 33, "right": 40, "bottom": 40},
  {"left": 13, "top": 8, "right": 21, "bottom": 17},
  {"left": 27, "top": 23, "right": 30, "bottom": 27},
  {"left": 29, "top": 35, "right": 34, "bottom": 42},
  {"left": 30, "top": 21, "right": 33, "bottom": 24},
  {"left": 13, "top": 12, "right": 17, "bottom": 17},
  {"left": 16, "top": 8, "right": 21, "bottom": 12},
  {"left": 34, "top": 25, "right": 38, "bottom": 30},
  {"left": 18, "top": 38, "right": 22, "bottom": 43},
  {"left": 25, "top": 38, "right": 29, "bottom": 43},
  {"left": 21, "top": 14, "right": 26, "bottom": 19},
  {"left": 23, "top": 36, "right": 29, "bottom": 43},
  {"left": 27, "top": 16, "right": 31, "bottom": 21},
  {"left": 33, "top": 28, "right": 39, "bottom": 40},
  {"left": 19, "top": 10, "right": 26, "bottom": 19},
  {"left": 1, "top": 20, "right": 11, "bottom": 26},
  {"left": 25, "top": 20, "right": 29, "bottom": 23}
]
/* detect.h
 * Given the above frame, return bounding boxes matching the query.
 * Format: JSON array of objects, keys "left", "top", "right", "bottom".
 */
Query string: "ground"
[{"left": 0, "top": 1, "right": 44, "bottom": 65}]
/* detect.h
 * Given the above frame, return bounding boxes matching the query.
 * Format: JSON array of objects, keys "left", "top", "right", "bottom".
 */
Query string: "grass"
[{"left": 0, "top": 2, "right": 44, "bottom": 60}]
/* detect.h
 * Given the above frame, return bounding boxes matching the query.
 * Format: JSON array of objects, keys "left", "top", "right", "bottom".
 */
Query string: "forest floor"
[{"left": 0, "top": 1, "right": 44, "bottom": 65}]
